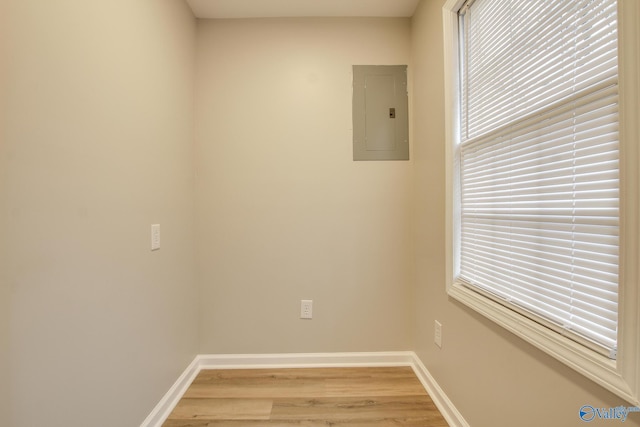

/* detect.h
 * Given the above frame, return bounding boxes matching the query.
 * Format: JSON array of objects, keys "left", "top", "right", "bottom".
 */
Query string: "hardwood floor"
[{"left": 162, "top": 367, "right": 449, "bottom": 427}]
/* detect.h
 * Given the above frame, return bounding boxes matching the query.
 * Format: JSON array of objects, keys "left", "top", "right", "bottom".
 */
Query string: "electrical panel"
[{"left": 352, "top": 65, "right": 409, "bottom": 161}]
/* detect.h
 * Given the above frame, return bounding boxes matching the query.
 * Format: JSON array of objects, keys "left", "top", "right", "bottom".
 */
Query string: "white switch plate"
[
  {"left": 151, "top": 224, "right": 160, "bottom": 251},
  {"left": 434, "top": 320, "right": 442, "bottom": 348},
  {"left": 300, "top": 300, "right": 313, "bottom": 319}
]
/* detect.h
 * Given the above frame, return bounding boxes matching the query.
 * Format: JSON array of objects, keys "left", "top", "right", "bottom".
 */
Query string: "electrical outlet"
[
  {"left": 300, "top": 300, "right": 313, "bottom": 319},
  {"left": 151, "top": 224, "right": 160, "bottom": 251},
  {"left": 434, "top": 320, "right": 442, "bottom": 348}
]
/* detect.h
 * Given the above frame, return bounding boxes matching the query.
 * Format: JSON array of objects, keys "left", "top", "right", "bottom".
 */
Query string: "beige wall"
[
  {"left": 1, "top": 1, "right": 198, "bottom": 426},
  {"left": 410, "top": 1, "right": 640, "bottom": 426},
  {"left": 3, "top": 2, "right": 638, "bottom": 426},
  {"left": 195, "top": 18, "right": 415, "bottom": 354},
  {"left": 1, "top": 1, "right": 10, "bottom": 424}
]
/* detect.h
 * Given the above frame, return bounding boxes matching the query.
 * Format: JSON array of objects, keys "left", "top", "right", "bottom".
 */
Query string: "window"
[
  {"left": 443, "top": 0, "right": 640, "bottom": 404},
  {"left": 460, "top": 0, "right": 619, "bottom": 356}
]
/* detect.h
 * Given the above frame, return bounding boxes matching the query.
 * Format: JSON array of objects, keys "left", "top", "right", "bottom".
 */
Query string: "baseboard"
[
  {"left": 196, "top": 351, "right": 417, "bottom": 369},
  {"left": 410, "top": 355, "right": 471, "bottom": 427},
  {"left": 140, "top": 351, "right": 469, "bottom": 427},
  {"left": 139, "top": 357, "right": 200, "bottom": 427}
]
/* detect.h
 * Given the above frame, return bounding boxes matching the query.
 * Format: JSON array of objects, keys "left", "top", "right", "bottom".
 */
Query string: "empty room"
[{"left": 1, "top": 0, "right": 639, "bottom": 426}]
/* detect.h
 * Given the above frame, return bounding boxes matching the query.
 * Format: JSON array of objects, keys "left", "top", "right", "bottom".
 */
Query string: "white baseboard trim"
[
  {"left": 140, "top": 351, "right": 469, "bottom": 427},
  {"left": 196, "top": 351, "right": 417, "bottom": 369},
  {"left": 410, "top": 355, "right": 471, "bottom": 427},
  {"left": 139, "top": 357, "right": 200, "bottom": 427}
]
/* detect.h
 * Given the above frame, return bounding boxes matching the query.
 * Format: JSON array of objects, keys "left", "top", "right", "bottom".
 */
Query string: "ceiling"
[{"left": 186, "top": 0, "right": 421, "bottom": 19}]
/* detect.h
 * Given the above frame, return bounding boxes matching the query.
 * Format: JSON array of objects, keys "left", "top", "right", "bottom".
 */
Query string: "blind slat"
[{"left": 458, "top": 0, "right": 619, "bottom": 355}]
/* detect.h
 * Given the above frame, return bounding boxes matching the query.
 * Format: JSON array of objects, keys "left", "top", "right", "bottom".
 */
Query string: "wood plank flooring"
[{"left": 162, "top": 367, "right": 449, "bottom": 427}]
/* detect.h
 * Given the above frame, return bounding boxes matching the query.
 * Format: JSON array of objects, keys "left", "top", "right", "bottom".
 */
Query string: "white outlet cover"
[
  {"left": 151, "top": 224, "right": 160, "bottom": 251},
  {"left": 434, "top": 320, "right": 442, "bottom": 348},
  {"left": 300, "top": 300, "right": 313, "bottom": 319}
]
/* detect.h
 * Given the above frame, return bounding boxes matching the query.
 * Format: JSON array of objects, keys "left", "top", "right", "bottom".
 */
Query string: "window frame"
[{"left": 442, "top": 0, "right": 640, "bottom": 405}]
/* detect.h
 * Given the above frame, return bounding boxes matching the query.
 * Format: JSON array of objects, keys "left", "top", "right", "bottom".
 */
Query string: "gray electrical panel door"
[{"left": 352, "top": 65, "right": 409, "bottom": 161}]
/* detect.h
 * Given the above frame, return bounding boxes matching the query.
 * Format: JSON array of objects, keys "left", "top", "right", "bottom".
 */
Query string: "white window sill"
[{"left": 448, "top": 281, "right": 637, "bottom": 405}]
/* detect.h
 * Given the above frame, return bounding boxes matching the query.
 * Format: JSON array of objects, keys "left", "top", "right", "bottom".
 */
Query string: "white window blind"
[{"left": 458, "top": 0, "right": 619, "bottom": 356}]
